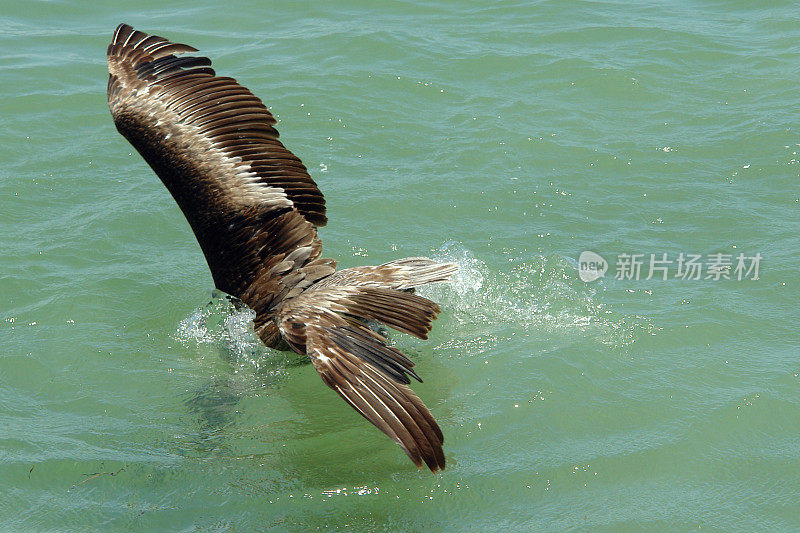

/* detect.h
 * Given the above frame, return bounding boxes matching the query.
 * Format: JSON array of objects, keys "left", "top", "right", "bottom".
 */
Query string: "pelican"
[{"left": 106, "top": 24, "right": 456, "bottom": 471}]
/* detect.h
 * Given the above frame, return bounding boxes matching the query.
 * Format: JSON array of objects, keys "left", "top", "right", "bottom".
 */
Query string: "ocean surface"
[{"left": 2, "top": 1, "right": 799, "bottom": 530}]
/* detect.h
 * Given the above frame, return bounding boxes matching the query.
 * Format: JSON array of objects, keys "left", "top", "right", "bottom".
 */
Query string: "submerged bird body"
[{"left": 107, "top": 24, "right": 455, "bottom": 471}]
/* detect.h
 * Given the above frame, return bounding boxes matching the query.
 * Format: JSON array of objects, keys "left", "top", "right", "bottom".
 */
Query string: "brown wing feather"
[
  {"left": 107, "top": 23, "right": 329, "bottom": 305},
  {"left": 108, "top": 24, "right": 453, "bottom": 472},
  {"left": 281, "top": 306, "right": 445, "bottom": 471},
  {"left": 315, "top": 257, "right": 459, "bottom": 290},
  {"left": 276, "top": 286, "right": 447, "bottom": 471},
  {"left": 107, "top": 24, "right": 325, "bottom": 226}
]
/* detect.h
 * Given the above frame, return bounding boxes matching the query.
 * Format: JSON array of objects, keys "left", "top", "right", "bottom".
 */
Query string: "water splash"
[
  {"left": 176, "top": 244, "right": 655, "bottom": 369},
  {"left": 175, "top": 292, "right": 286, "bottom": 374},
  {"left": 419, "top": 241, "right": 656, "bottom": 353}
]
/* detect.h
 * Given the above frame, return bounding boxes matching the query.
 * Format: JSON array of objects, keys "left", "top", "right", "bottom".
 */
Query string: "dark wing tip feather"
[
  {"left": 313, "top": 338, "right": 446, "bottom": 472},
  {"left": 106, "top": 24, "right": 327, "bottom": 228},
  {"left": 330, "top": 323, "right": 422, "bottom": 384},
  {"left": 347, "top": 287, "right": 441, "bottom": 340},
  {"left": 111, "top": 23, "right": 198, "bottom": 54},
  {"left": 279, "top": 306, "right": 445, "bottom": 472}
]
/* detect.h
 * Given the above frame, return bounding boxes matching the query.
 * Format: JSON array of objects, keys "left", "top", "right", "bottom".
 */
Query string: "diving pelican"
[{"left": 106, "top": 24, "right": 456, "bottom": 471}]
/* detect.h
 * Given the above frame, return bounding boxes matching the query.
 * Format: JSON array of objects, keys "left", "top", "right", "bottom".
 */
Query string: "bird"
[{"left": 106, "top": 24, "right": 457, "bottom": 471}]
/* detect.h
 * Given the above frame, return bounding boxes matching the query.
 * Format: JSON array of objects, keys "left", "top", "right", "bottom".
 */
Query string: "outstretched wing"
[
  {"left": 107, "top": 24, "right": 453, "bottom": 471},
  {"left": 106, "top": 24, "right": 328, "bottom": 301},
  {"left": 277, "top": 285, "right": 447, "bottom": 471}
]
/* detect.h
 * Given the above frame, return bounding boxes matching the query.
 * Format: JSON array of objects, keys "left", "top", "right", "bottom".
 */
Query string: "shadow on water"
[{"left": 176, "top": 292, "right": 306, "bottom": 455}]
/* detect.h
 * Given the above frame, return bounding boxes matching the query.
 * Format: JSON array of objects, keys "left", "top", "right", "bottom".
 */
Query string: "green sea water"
[{"left": 2, "top": 1, "right": 799, "bottom": 530}]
